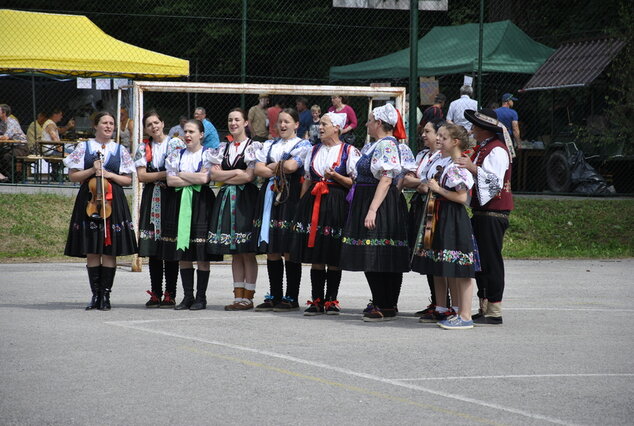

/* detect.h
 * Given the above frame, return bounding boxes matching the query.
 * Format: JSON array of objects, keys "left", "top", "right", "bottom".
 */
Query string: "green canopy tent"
[{"left": 329, "top": 20, "right": 554, "bottom": 80}]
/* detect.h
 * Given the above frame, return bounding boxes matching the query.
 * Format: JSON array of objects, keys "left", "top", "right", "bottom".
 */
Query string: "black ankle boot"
[
  {"left": 99, "top": 266, "right": 116, "bottom": 311},
  {"left": 175, "top": 268, "right": 195, "bottom": 310},
  {"left": 86, "top": 266, "right": 102, "bottom": 310},
  {"left": 190, "top": 269, "right": 210, "bottom": 310}
]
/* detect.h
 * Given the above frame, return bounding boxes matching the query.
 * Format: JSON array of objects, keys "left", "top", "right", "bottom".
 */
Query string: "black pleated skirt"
[
  {"left": 339, "top": 184, "right": 410, "bottom": 273},
  {"left": 161, "top": 185, "right": 223, "bottom": 262},
  {"left": 288, "top": 183, "right": 348, "bottom": 266},
  {"left": 411, "top": 198, "right": 477, "bottom": 278},
  {"left": 207, "top": 183, "right": 259, "bottom": 255},
  {"left": 65, "top": 181, "right": 138, "bottom": 257},
  {"left": 252, "top": 175, "right": 302, "bottom": 254},
  {"left": 137, "top": 182, "right": 176, "bottom": 258}
]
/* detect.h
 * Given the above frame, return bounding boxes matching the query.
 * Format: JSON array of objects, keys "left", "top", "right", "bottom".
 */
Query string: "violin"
[
  {"left": 86, "top": 151, "right": 112, "bottom": 220},
  {"left": 422, "top": 165, "right": 444, "bottom": 250}
]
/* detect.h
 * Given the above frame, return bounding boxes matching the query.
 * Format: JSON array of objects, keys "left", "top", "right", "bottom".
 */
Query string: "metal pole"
[
  {"left": 477, "top": 0, "right": 484, "bottom": 109},
  {"left": 240, "top": 0, "right": 247, "bottom": 109},
  {"left": 408, "top": 0, "right": 419, "bottom": 150}
]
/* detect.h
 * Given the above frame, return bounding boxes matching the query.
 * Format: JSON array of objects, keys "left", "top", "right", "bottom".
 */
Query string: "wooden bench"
[{"left": 16, "top": 155, "right": 66, "bottom": 183}]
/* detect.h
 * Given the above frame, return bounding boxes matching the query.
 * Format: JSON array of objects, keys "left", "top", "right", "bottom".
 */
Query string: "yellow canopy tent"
[{"left": 0, "top": 9, "right": 189, "bottom": 78}]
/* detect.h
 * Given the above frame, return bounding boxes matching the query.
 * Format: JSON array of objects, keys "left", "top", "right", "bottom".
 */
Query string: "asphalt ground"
[{"left": 1, "top": 259, "right": 632, "bottom": 425}]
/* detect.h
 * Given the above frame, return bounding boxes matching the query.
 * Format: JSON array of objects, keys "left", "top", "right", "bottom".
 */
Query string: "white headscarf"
[
  {"left": 324, "top": 112, "right": 347, "bottom": 129},
  {"left": 372, "top": 103, "right": 398, "bottom": 126}
]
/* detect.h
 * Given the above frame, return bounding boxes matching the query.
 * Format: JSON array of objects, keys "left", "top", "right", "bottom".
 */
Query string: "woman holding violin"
[
  {"left": 402, "top": 118, "right": 452, "bottom": 319},
  {"left": 411, "top": 123, "right": 477, "bottom": 329},
  {"left": 135, "top": 111, "right": 185, "bottom": 308},
  {"left": 64, "top": 111, "right": 137, "bottom": 311}
]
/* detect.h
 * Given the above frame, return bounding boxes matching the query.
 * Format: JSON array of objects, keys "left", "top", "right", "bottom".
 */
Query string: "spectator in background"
[
  {"left": 307, "top": 104, "right": 321, "bottom": 145},
  {"left": 0, "top": 104, "right": 28, "bottom": 182},
  {"left": 296, "top": 96, "right": 312, "bottom": 139},
  {"left": 419, "top": 93, "right": 446, "bottom": 130},
  {"left": 248, "top": 94, "right": 269, "bottom": 142},
  {"left": 27, "top": 112, "right": 47, "bottom": 151},
  {"left": 267, "top": 96, "right": 284, "bottom": 139},
  {"left": 495, "top": 93, "right": 521, "bottom": 145},
  {"left": 446, "top": 85, "right": 478, "bottom": 131},
  {"left": 403, "top": 97, "right": 422, "bottom": 140},
  {"left": 41, "top": 108, "right": 75, "bottom": 180},
  {"left": 328, "top": 95, "right": 357, "bottom": 144},
  {"left": 168, "top": 115, "right": 188, "bottom": 138},
  {"left": 193, "top": 106, "right": 220, "bottom": 149},
  {"left": 118, "top": 107, "right": 134, "bottom": 150}
]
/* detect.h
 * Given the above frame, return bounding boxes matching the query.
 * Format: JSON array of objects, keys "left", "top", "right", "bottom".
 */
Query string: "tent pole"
[
  {"left": 131, "top": 83, "right": 143, "bottom": 273},
  {"left": 31, "top": 74, "right": 37, "bottom": 148},
  {"left": 240, "top": 0, "right": 248, "bottom": 110},
  {"left": 408, "top": 0, "right": 419, "bottom": 151},
  {"left": 116, "top": 89, "right": 122, "bottom": 144},
  {"left": 477, "top": 0, "right": 484, "bottom": 109}
]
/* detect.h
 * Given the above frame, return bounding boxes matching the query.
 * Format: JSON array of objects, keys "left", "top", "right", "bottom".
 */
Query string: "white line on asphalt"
[
  {"left": 394, "top": 373, "right": 634, "bottom": 381},
  {"left": 505, "top": 307, "right": 634, "bottom": 312},
  {"left": 106, "top": 320, "right": 576, "bottom": 425},
  {"left": 107, "top": 315, "right": 267, "bottom": 324}
]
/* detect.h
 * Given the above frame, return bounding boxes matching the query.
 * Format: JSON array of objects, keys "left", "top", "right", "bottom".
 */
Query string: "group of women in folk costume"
[{"left": 64, "top": 104, "right": 480, "bottom": 330}]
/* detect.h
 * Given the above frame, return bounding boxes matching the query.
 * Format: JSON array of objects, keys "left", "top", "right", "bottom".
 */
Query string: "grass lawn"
[{"left": 0, "top": 193, "right": 632, "bottom": 261}]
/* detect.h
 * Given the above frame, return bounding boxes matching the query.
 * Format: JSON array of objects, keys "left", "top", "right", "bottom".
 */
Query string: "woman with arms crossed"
[
  {"left": 207, "top": 108, "right": 260, "bottom": 310},
  {"left": 135, "top": 111, "right": 185, "bottom": 308},
  {"left": 164, "top": 119, "right": 222, "bottom": 311}
]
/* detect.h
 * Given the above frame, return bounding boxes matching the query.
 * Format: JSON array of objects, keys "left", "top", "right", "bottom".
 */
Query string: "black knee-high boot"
[
  {"left": 284, "top": 260, "right": 302, "bottom": 302},
  {"left": 267, "top": 259, "right": 284, "bottom": 301},
  {"left": 146, "top": 257, "right": 163, "bottom": 308},
  {"left": 161, "top": 260, "right": 179, "bottom": 308},
  {"left": 389, "top": 272, "right": 403, "bottom": 310},
  {"left": 190, "top": 269, "right": 210, "bottom": 310},
  {"left": 175, "top": 268, "right": 195, "bottom": 310},
  {"left": 325, "top": 269, "right": 342, "bottom": 301},
  {"left": 99, "top": 266, "right": 116, "bottom": 311},
  {"left": 86, "top": 265, "right": 102, "bottom": 310},
  {"left": 426, "top": 274, "right": 436, "bottom": 305},
  {"left": 310, "top": 269, "right": 326, "bottom": 302},
  {"left": 364, "top": 272, "right": 379, "bottom": 304}
]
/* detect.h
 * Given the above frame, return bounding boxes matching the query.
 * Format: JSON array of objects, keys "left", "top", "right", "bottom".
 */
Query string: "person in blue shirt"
[
  {"left": 495, "top": 93, "right": 521, "bottom": 144},
  {"left": 193, "top": 107, "right": 220, "bottom": 149},
  {"left": 295, "top": 97, "right": 312, "bottom": 139}
]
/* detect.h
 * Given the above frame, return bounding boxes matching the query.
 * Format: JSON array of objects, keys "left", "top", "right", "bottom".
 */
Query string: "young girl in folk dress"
[
  {"left": 164, "top": 119, "right": 222, "bottom": 311},
  {"left": 339, "top": 103, "right": 410, "bottom": 322},
  {"left": 252, "top": 109, "right": 312, "bottom": 312},
  {"left": 64, "top": 112, "right": 137, "bottom": 310},
  {"left": 412, "top": 123, "right": 477, "bottom": 329},
  {"left": 288, "top": 112, "right": 360, "bottom": 315},
  {"left": 206, "top": 108, "right": 260, "bottom": 311},
  {"left": 402, "top": 118, "right": 452, "bottom": 318},
  {"left": 135, "top": 111, "right": 185, "bottom": 308}
]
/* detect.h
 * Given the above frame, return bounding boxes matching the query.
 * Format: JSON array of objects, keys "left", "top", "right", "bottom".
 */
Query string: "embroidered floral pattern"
[
  {"left": 341, "top": 237, "right": 408, "bottom": 247},
  {"left": 208, "top": 232, "right": 252, "bottom": 246},
  {"left": 415, "top": 248, "right": 475, "bottom": 266},
  {"left": 253, "top": 218, "right": 293, "bottom": 230},
  {"left": 290, "top": 222, "right": 343, "bottom": 238}
]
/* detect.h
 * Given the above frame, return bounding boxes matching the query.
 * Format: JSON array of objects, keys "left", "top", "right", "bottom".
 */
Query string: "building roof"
[
  {"left": 0, "top": 9, "right": 189, "bottom": 78},
  {"left": 522, "top": 38, "right": 626, "bottom": 91}
]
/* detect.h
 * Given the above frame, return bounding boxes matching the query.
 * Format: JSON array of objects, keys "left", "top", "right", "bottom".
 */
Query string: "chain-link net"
[{"left": 1, "top": 0, "right": 632, "bottom": 193}]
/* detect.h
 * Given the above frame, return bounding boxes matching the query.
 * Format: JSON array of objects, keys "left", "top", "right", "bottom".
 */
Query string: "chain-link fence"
[{"left": 1, "top": 0, "right": 632, "bottom": 193}]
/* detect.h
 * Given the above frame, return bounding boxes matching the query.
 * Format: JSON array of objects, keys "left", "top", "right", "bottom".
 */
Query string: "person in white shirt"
[
  {"left": 167, "top": 115, "right": 187, "bottom": 138},
  {"left": 446, "top": 85, "right": 478, "bottom": 131}
]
